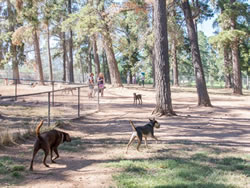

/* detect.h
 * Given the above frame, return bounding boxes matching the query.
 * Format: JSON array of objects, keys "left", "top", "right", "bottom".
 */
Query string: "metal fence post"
[
  {"left": 78, "top": 87, "right": 80, "bottom": 117},
  {"left": 48, "top": 92, "right": 50, "bottom": 126}
]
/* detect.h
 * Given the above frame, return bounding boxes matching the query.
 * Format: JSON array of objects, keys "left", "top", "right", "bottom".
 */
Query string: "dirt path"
[{"left": 1, "top": 86, "right": 250, "bottom": 187}]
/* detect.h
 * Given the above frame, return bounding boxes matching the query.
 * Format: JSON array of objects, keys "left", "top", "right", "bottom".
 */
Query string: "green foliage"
[
  {"left": 62, "top": 4, "right": 103, "bottom": 40},
  {"left": 209, "top": 0, "right": 249, "bottom": 77}
]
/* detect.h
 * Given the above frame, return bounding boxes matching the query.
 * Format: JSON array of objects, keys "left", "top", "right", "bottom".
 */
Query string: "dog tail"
[
  {"left": 129, "top": 120, "right": 136, "bottom": 132},
  {"left": 36, "top": 120, "right": 44, "bottom": 137}
]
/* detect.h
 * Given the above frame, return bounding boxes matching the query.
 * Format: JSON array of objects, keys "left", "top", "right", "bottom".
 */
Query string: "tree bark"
[
  {"left": 230, "top": 0, "right": 242, "bottom": 95},
  {"left": 232, "top": 41, "right": 242, "bottom": 94},
  {"left": 47, "top": 22, "right": 53, "bottom": 82},
  {"left": 87, "top": 41, "right": 92, "bottom": 73},
  {"left": 11, "top": 45, "right": 20, "bottom": 84},
  {"left": 151, "top": 48, "right": 156, "bottom": 88},
  {"left": 33, "top": 30, "right": 44, "bottom": 85},
  {"left": 182, "top": 0, "right": 211, "bottom": 106},
  {"left": 172, "top": 39, "right": 179, "bottom": 86},
  {"left": 61, "top": 32, "right": 67, "bottom": 81},
  {"left": 102, "top": 50, "right": 111, "bottom": 84},
  {"left": 7, "top": 0, "right": 20, "bottom": 84},
  {"left": 102, "top": 28, "right": 122, "bottom": 87},
  {"left": 68, "top": 0, "right": 74, "bottom": 83},
  {"left": 92, "top": 35, "right": 100, "bottom": 76},
  {"left": 152, "top": 0, "right": 175, "bottom": 116},
  {"left": 223, "top": 47, "right": 232, "bottom": 88}
]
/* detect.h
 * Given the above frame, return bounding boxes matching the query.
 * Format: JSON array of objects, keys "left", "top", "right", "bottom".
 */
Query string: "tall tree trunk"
[
  {"left": 7, "top": 0, "right": 20, "bottom": 84},
  {"left": 102, "top": 50, "right": 111, "bottom": 84},
  {"left": 61, "top": 32, "right": 67, "bottom": 81},
  {"left": 152, "top": 0, "right": 175, "bottom": 116},
  {"left": 92, "top": 35, "right": 100, "bottom": 76},
  {"left": 87, "top": 41, "right": 92, "bottom": 73},
  {"left": 232, "top": 41, "right": 242, "bottom": 94},
  {"left": 102, "top": 29, "right": 122, "bottom": 87},
  {"left": 182, "top": 0, "right": 211, "bottom": 106},
  {"left": 223, "top": 47, "right": 232, "bottom": 88},
  {"left": 151, "top": 49, "right": 156, "bottom": 88},
  {"left": 33, "top": 30, "right": 44, "bottom": 85},
  {"left": 230, "top": 0, "right": 242, "bottom": 95},
  {"left": 11, "top": 45, "right": 20, "bottom": 84},
  {"left": 151, "top": 5, "right": 155, "bottom": 88},
  {"left": 47, "top": 22, "right": 53, "bottom": 82},
  {"left": 172, "top": 40, "right": 179, "bottom": 86},
  {"left": 68, "top": 0, "right": 74, "bottom": 83}
]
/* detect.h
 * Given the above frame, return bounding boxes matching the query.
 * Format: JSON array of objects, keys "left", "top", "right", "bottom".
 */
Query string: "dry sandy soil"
[{"left": 0, "top": 84, "right": 250, "bottom": 188}]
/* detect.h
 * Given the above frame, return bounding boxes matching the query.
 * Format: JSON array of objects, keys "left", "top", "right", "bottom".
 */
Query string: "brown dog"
[
  {"left": 29, "top": 120, "right": 71, "bottom": 171},
  {"left": 133, "top": 93, "right": 142, "bottom": 105}
]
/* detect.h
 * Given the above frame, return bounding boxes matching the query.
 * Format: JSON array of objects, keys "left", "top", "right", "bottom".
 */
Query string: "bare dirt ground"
[{"left": 0, "top": 84, "right": 250, "bottom": 188}]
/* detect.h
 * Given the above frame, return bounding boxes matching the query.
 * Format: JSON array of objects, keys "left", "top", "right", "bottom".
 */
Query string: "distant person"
[
  {"left": 141, "top": 73, "right": 145, "bottom": 87},
  {"left": 88, "top": 73, "right": 94, "bottom": 98},
  {"left": 4, "top": 78, "right": 8, "bottom": 85},
  {"left": 132, "top": 75, "right": 136, "bottom": 84},
  {"left": 127, "top": 74, "right": 130, "bottom": 85},
  {"left": 97, "top": 72, "right": 105, "bottom": 97}
]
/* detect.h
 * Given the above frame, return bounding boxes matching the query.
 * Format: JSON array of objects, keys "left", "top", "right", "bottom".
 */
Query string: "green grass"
[
  {"left": 0, "top": 156, "right": 26, "bottom": 185},
  {"left": 59, "top": 137, "right": 85, "bottom": 152},
  {"left": 107, "top": 150, "right": 250, "bottom": 188}
]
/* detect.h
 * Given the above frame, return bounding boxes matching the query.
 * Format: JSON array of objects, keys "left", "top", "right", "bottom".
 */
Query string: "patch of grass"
[
  {"left": 0, "top": 156, "right": 26, "bottom": 185},
  {"left": 59, "top": 137, "right": 85, "bottom": 152},
  {"left": 107, "top": 151, "right": 250, "bottom": 188}
]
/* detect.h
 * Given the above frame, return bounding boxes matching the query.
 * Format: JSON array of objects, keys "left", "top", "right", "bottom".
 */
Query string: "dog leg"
[
  {"left": 136, "top": 133, "right": 143, "bottom": 151},
  {"left": 50, "top": 147, "right": 56, "bottom": 163},
  {"left": 144, "top": 137, "right": 149, "bottom": 149},
  {"left": 136, "top": 137, "right": 142, "bottom": 151},
  {"left": 42, "top": 148, "right": 50, "bottom": 168},
  {"left": 152, "top": 135, "right": 158, "bottom": 144},
  {"left": 29, "top": 146, "right": 40, "bottom": 171},
  {"left": 126, "top": 133, "right": 137, "bottom": 153},
  {"left": 53, "top": 148, "right": 60, "bottom": 161}
]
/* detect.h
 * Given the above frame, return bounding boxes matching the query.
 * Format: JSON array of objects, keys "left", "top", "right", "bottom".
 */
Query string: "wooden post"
[{"left": 48, "top": 92, "right": 50, "bottom": 126}]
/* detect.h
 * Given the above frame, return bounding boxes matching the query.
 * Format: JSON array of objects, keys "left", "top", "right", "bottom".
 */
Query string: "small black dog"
[
  {"left": 133, "top": 93, "right": 142, "bottom": 105},
  {"left": 29, "top": 120, "right": 71, "bottom": 171},
  {"left": 126, "top": 118, "right": 160, "bottom": 153}
]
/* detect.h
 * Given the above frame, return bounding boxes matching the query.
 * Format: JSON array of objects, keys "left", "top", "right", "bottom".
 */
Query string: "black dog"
[
  {"left": 126, "top": 118, "right": 160, "bottom": 153},
  {"left": 133, "top": 93, "right": 142, "bottom": 105},
  {"left": 29, "top": 120, "right": 71, "bottom": 171}
]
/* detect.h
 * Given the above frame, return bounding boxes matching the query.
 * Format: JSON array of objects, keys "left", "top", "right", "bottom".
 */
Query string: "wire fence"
[
  {"left": 0, "top": 78, "right": 100, "bottom": 140},
  {"left": 176, "top": 75, "right": 250, "bottom": 89}
]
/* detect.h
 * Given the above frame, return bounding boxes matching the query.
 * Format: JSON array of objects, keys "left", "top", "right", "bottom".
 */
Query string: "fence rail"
[{"left": 0, "top": 79, "right": 100, "bottom": 128}]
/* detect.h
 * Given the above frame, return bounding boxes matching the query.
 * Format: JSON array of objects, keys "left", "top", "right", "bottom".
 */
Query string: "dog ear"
[{"left": 149, "top": 118, "right": 152, "bottom": 121}]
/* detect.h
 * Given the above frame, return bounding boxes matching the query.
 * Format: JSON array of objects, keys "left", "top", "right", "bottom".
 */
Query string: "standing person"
[
  {"left": 88, "top": 73, "right": 94, "bottom": 98},
  {"left": 141, "top": 73, "right": 145, "bottom": 87},
  {"left": 132, "top": 75, "right": 136, "bottom": 84},
  {"left": 127, "top": 73, "right": 130, "bottom": 85},
  {"left": 98, "top": 72, "right": 105, "bottom": 97}
]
